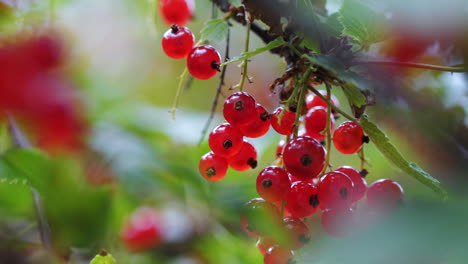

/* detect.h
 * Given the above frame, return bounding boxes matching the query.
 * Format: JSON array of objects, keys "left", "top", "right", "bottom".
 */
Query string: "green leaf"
[
  {"left": 340, "top": 72, "right": 368, "bottom": 107},
  {"left": 338, "top": 0, "right": 386, "bottom": 46},
  {"left": 326, "top": 12, "right": 344, "bottom": 37},
  {"left": 90, "top": 251, "right": 117, "bottom": 264},
  {"left": 200, "top": 19, "right": 229, "bottom": 43},
  {"left": 221, "top": 37, "right": 286, "bottom": 66},
  {"left": 360, "top": 116, "right": 447, "bottom": 199},
  {"left": 230, "top": 0, "right": 242, "bottom": 6}
]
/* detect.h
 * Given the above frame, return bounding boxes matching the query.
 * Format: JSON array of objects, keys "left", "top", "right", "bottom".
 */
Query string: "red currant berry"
[
  {"left": 276, "top": 139, "right": 285, "bottom": 159},
  {"left": 120, "top": 207, "right": 162, "bottom": 252},
  {"left": 239, "top": 104, "right": 271, "bottom": 138},
  {"left": 208, "top": 123, "right": 243, "bottom": 157},
  {"left": 270, "top": 107, "right": 296, "bottom": 135},
  {"left": 223, "top": 92, "right": 257, "bottom": 126},
  {"left": 240, "top": 198, "right": 281, "bottom": 238},
  {"left": 282, "top": 217, "right": 310, "bottom": 250},
  {"left": 187, "top": 45, "right": 221, "bottom": 80},
  {"left": 366, "top": 179, "right": 404, "bottom": 211},
  {"left": 285, "top": 181, "right": 320, "bottom": 218},
  {"left": 227, "top": 140, "right": 257, "bottom": 171},
  {"left": 333, "top": 121, "right": 365, "bottom": 154},
  {"left": 161, "top": 25, "right": 195, "bottom": 59},
  {"left": 306, "top": 90, "right": 339, "bottom": 110},
  {"left": 264, "top": 245, "right": 295, "bottom": 264},
  {"left": 256, "top": 237, "right": 276, "bottom": 255},
  {"left": 321, "top": 208, "right": 354, "bottom": 237},
  {"left": 198, "top": 152, "right": 228, "bottom": 181},
  {"left": 256, "top": 166, "right": 291, "bottom": 202},
  {"left": 283, "top": 136, "right": 325, "bottom": 180},
  {"left": 318, "top": 171, "right": 354, "bottom": 210},
  {"left": 159, "top": 0, "right": 194, "bottom": 26},
  {"left": 304, "top": 106, "right": 335, "bottom": 140},
  {"left": 336, "top": 166, "right": 367, "bottom": 202}
]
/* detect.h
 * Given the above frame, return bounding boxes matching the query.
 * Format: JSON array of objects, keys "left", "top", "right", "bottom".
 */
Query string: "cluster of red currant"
[{"left": 198, "top": 90, "right": 404, "bottom": 263}]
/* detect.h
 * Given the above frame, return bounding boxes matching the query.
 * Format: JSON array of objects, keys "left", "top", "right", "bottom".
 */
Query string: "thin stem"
[
  {"left": 235, "top": 23, "right": 251, "bottom": 92},
  {"left": 293, "top": 68, "right": 312, "bottom": 137},
  {"left": 352, "top": 60, "right": 467, "bottom": 73},
  {"left": 358, "top": 147, "right": 365, "bottom": 171},
  {"left": 309, "top": 86, "right": 358, "bottom": 122},
  {"left": 169, "top": 68, "right": 189, "bottom": 120},
  {"left": 321, "top": 83, "right": 332, "bottom": 175}
]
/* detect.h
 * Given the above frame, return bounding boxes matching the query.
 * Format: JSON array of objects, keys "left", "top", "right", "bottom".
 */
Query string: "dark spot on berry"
[
  {"left": 247, "top": 158, "right": 258, "bottom": 169},
  {"left": 235, "top": 100, "right": 244, "bottom": 110},
  {"left": 205, "top": 167, "right": 216, "bottom": 177},
  {"left": 262, "top": 179, "right": 273, "bottom": 188},
  {"left": 362, "top": 135, "right": 370, "bottom": 144},
  {"left": 299, "top": 234, "right": 310, "bottom": 244},
  {"left": 287, "top": 259, "right": 296, "bottom": 264},
  {"left": 170, "top": 24, "right": 179, "bottom": 33},
  {"left": 211, "top": 61, "right": 221, "bottom": 71},
  {"left": 260, "top": 111, "right": 270, "bottom": 121},
  {"left": 223, "top": 139, "right": 233, "bottom": 149},
  {"left": 309, "top": 194, "right": 319, "bottom": 208},
  {"left": 359, "top": 169, "right": 368, "bottom": 178},
  {"left": 339, "top": 187, "right": 348, "bottom": 200},
  {"left": 300, "top": 154, "right": 313, "bottom": 166}
]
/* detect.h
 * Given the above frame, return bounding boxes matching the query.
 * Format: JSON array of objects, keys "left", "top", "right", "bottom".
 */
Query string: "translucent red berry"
[
  {"left": 270, "top": 107, "right": 296, "bottom": 135},
  {"left": 304, "top": 106, "right": 335, "bottom": 140},
  {"left": 264, "top": 245, "right": 295, "bottom": 264},
  {"left": 366, "top": 179, "right": 404, "bottom": 211},
  {"left": 305, "top": 91, "right": 339, "bottom": 117},
  {"left": 321, "top": 208, "right": 354, "bottom": 237},
  {"left": 223, "top": 92, "right": 257, "bottom": 126},
  {"left": 282, "top": 136, "right": 326, "bottom": 180},
  {"left": 227, "top": 140, "right": 257, "bottom": 171},
  {"left": 256, "top": 237, "right": 276, "bottom": 255},
  {"left": 159, "top": 0, "right": 194, "bottom": 26},
  {"left": 318, "top": 171, "right": 354, "bottom": 210},
  {"left": 240, "top": 198, "right": 281, "bottom": 238},
  {"left": 120, "top": 207, "right": 162, "bottom": 252},
  {"left": 208, "top": 123, "right": 243, "bottom": 157},
  {"left": 333, "top": 121, "right": 365, "bottom": 154},
  {"left": 282, "top": 217, "right": 310, "bottom": 250},
  {"left": 256, "top": 166, "right": 291, "bottom": 202},
  {"left": 199, "top": 152, "right": 228, "bottom": 181},
  {"left": 161, "top": 25, "right": 195, "bottom": 59},
  {"left": 239, "top": 104, "right": 271, "bottom": 138},
  {"left": 336, "top": 166, "right": 367, "bottom": 202},
  {"left": 187, "top": 45, "right": 221, "bottom": 80},
  {"left": 285, "top": 181, "right": 320, "bottom": 218}
]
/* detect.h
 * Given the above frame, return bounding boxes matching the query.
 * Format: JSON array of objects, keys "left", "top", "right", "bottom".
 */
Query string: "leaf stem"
[
  {"left": 351, "top": 60, "right": 467, "bottom": 73},
  {"left": 321, "top": 83, "right": 333, "bottom": 175}
]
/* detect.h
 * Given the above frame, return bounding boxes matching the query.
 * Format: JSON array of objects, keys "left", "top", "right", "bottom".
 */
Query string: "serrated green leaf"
[
  {"left": 326, "top": 12, "right": 344, "bottom": 37},
  {"left": 221, "top": 37, "right": 286, "bottom": 66},
  {"left": 338, "top": 0, "right": 386, "bottom": 46},
  {"left": 90, "top": 251, "right": 116, "bottom": 264},
  {"left": 200, "top": 19, "right": 229, "bottom": 43},
  {"left": 360, "top": 116, "right": 447, "bottom": 199}
]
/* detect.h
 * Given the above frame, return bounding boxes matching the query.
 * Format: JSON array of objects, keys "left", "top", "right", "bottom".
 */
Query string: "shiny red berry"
[
  {"left": 366, "top": 179, "right": 404, "bottom": 211},
  {"left": 270, "top": 107, "right": 296, "bottom": 135},
  {"left": 304, "top": 106, "right": 334, "bottom": 140},
  {"left": 256, "top": 166, "right": 291, "bottom": 202},
  {"left": 333, "top": 121, "right": 365, "bottom": 154},
  {"left": 240, "top": 198, "right": 281, "bottom": 238},
  {"left": 256, "top": 237, "right": 276, "bottom": 255},
  {"left": 336, "top": 166, "right": 367, "bottom": 202},
  {"left": 159, "top": 0, "right": 194, "bottom": 26},
  {"left": 321, "top": 208, "right": 354, "bottom": 237},
  {"left": 264, "top": 245, "right": 295, "bottom": 264},
  {"left": 120, "top": 207, "right": 162, "bottom": 252},
  {"left": 282, "top": 217, "right": 310, "bottom": 250},
  {"left": 306, "top": 90, "right": 339, "bottom": 110},
  {"left": 285, "top": 181, "right": 320, "bottom": 218},
  {"left": 282, "top": 136, "right": 325, "bottom": 180},
  {"left": 227, "top": 140, "right": 257, "bottom": 171},
  {"left": 187, "top": 45, "right": 221, "bottom": 80},
  {"left": 198, "top": 152, "right": 228, "bottom": 181},
  {"left": 239, "top": 104, "right": 271, "bottom": 138},
  {"left": 161, "top": 25, "right": 195, "bottom": 59},
  {"left": 318, "top": 171, "right": 354, "bottom": 210},
  {"left": 208, "top": 123, "right": 243, "bottom": 157},
  {"left": 223, "top": 92, "right": 257, "bottom": 126}
]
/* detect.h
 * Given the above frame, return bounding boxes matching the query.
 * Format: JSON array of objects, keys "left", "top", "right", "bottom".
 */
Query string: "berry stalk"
[
  {"left": 321, "top": 82, "right": 333, "bottom": 175},
  {"left": 293, "top": 68, "right": 312, "bottom": 137},
  {"left": 170, "top": 67, "right": 189, "bottom": 120},
  {"left": 309, "top": 86, "right": 358, "bottom": 123},
  {"left": 234, "top": 23, "right": 251, "bottom": 92}
]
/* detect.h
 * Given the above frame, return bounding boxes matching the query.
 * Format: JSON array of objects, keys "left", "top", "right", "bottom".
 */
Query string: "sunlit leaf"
[{"left": 200, "top": 19, "right": 229, "bottom": 43}]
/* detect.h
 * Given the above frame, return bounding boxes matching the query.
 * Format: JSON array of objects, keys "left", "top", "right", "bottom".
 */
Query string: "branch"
[{"left": 351, "top": 60, "right": 467, "bottom": 73}]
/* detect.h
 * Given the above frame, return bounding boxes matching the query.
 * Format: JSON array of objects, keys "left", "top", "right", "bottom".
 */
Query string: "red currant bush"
[
  {"left": 120, "top": 207, "right": 163, "bottom": 252},
  {"left": 159, "top": 0, "right": 194, "bottom": 26},
  {"left": 367, "top": 179, "right": 404, "bottom": 211},
  {"left": 270, "top": 107, "right": 296, "bottom": 135},
  {"left": 187, "top": 45, "right": 221, "bottom": 80},
  {"left": 304, "top": 106, "right": 335, "bottom": 140},
  {"left": 333, "top": 121, "right": 365, "bottom": 154},
  {"left": 318, "top": 171, "right": 354, "bottom": 210},
  {"left": 208, "top": 123, "right": 243, "bottom": 157},
  {"left": 335, "top": 166, "right": 367, "bottom": 202},
  {"left": 285, "top": 181, "right": 320, "bottom": 218},
  {"left": 239, "top": 104, "right": 271, "bottom": 138},
  {"left": 161, "top": 25, "right": 195, "bottom": 59},
  {"left": 264, "top": 245, "right": 295, "bottom": 264},
  {"left": 199, "top": 152, "right": 228, "bottom": 181},
  {"left": 223, "top": 92, "right": 257, "bottom": 127},
  {"left": 227, "top": 140, "right": 258, "bottom": 171},
  {"left": 282, "top": 136, "right": 326, "bottom": 180},
  {"left": 256, "top": 166, "right": 291, "bottom": 202}
]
